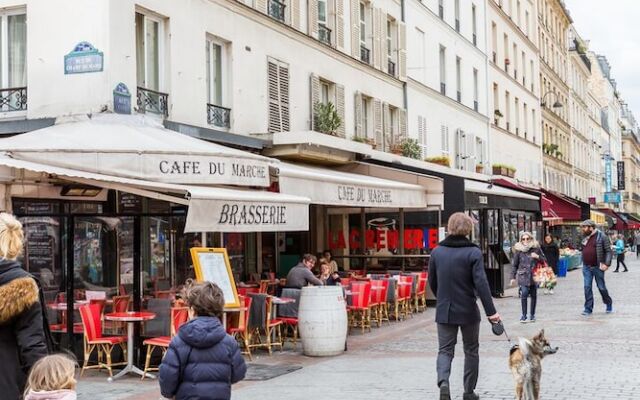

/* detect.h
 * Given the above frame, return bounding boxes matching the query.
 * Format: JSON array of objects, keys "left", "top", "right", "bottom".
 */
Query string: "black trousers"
[
  {"left": 437, "top": 322, "right": 480, "bottom": 394},
  {"left": 520, "top": 284, "right": 538, "bottom": 316},
  {"left": 615, "top": 253, "right": 628, "bottom": 271}
]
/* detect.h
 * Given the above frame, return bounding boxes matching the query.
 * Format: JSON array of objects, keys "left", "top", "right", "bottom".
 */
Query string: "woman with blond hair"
[
  {"left": 24, "top": 354, "right": 77, "bottom": 400},
  {"left": 0, "top": 213, "right": 49, "bottom": 400},
  {"left": 510, "top": 231, "right": 546, "bottom": 323}
]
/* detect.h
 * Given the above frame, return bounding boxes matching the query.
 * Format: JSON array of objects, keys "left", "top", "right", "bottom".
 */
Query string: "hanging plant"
[
  {"left": 314, "top": 102, "right": 342, "bottom": 136},
  {"left": 401, "top": 138, "right": 422, "bottom": 159}
]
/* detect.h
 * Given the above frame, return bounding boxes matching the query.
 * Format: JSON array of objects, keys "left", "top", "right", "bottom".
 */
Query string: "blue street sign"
[
  {"left": 605, "top": 156, "right": 612, "bottom": 192},
  {"left": 113, "top": 82, "right": 131, "bottom": 114},
  {"left": 64, "top": 41, "right": 103, "bottom": 74},
  {"left": 604, "top": 192, "right": 621, "bottom": 204}
]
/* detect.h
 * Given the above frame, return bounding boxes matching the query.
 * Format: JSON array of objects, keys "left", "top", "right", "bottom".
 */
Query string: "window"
[
  {"left": 472, "top": 5, "right": 477, "bottom": 45},
  {"left": 493, "top": 83, "right": 499, "bottom": 123},
  {"left": 387, "top": 19, "right": 395, "bottom": 75},
  {"left": 517, "top": 1, "right": 521, "bottom": 28},
  {"left": 0, "top": 10, "right": 26, "bottom": 113},
  {"left": 456, "top": 56, "right": 462, "bottom": 102},
  {"left": 439, "top": 45, "right": 446, "bottom": 95},
  {"left": 362, "top": 96, "right": 371, "bottom": 138},
  {"left": 136, "top": 12, "right": 162, "bottom": 91},
  {"left": 441, "top": 125, "right": 450, "bottom": 154},
  {"left": 454, "top": 0, "right": 460, "bottom": 32},
  {"left": 473, "top": 68, "right": 479, "bottom": 111},
  {"left": 439, "top": 0, "right": 444, "bottom": 19},
  {"left": 523, "top": 103, "right": 528, "bottom": 138},
  {"left": 320, "top": 81, "right": 330, "bottom": 104},
  {"left": 491, "top": 22, "right": 497, "bottom": 62},
  {"left": 521, "top": 51, "right": 526, "bottom": 86},
  {"left": 206, "top": 37, "right": 230, "bottom": 128},
  {"left": 515, "top": 97, "right": 520, "bottom": 134},
  {"left": 503, "top": 33, "right": 509, "bottom": 71},
  {"left": 359, "top": 2, "right": 370, "bottom": 63},
  {"left": 476, "top": 137, "right": 485, "bottom": 166},
  {"left": 505, "top": 91, "right": 510, "bottom": 131},
  {"left": 317, "top": 0, "right": 330, "bottom": 44},
  {"left": 415, "top": 28, "right": 426, "bottom": 81},
  {"left": 525, "top": 11, "right": 530, "bottom": 36},
  {"left": 267, "top": 58, "right": 290, "bottom": 133}
]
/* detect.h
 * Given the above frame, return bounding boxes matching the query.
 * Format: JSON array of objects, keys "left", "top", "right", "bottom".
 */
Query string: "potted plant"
[
  {"left": 352, "top": 136, "right": 368, "bottom": 144},
  {"left": 390, "top": 142, "right": 403, "bottom": 155},
  {"left": 494, "top": 109, "right": 504, "bottom": 118},
  {"left": 314, "top": 102, "right": 342, "bottom": 136},
  {"left": 492, "top": 163, "right": 516, "bottom": 177},
  {"left": 425, "top": 155, "right": 451, "bottom": 167},
  {"left": 400, "top": 138, "right": 422, "bottom": 159},
  {"left": 475, "top": 163, "right": 484, "bottom": 174}
]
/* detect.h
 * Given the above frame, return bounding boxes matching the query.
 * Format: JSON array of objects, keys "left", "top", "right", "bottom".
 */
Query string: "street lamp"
[{"left": 540, "top": 91, "right": 563, "bottom": 109}]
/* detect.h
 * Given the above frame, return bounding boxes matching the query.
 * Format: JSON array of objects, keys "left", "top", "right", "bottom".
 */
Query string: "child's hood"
[
  {"left": 24, "top": 389, "right": 77, "bottom": 400},
  {"left": 178, "top": 316, "right": 227, "bottom": 348}
]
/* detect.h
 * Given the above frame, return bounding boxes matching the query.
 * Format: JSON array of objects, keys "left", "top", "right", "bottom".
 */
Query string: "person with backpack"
[
  {"left": 159, "top": 281, "right": 246, "bottom": 400},
  {"left": 0, "top": 213, "right": 50, "bottom": 400}
]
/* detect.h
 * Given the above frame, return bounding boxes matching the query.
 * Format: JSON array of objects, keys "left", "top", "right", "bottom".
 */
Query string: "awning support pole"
[{"left": 399, "top": 208, "right": 405, "bottom": 272}]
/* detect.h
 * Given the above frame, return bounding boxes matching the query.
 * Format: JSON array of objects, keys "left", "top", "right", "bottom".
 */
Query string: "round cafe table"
[{"left": 104, "top": 311, "right": 156, "bottom": 381}]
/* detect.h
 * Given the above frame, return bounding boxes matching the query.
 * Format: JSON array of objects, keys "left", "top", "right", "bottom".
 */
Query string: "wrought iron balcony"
[
  {"left": 439, "top": 5, "right": 444, "bottom": 18},
  {"left": 455, "top": 19, "right": 460, "bottom": 32},
  {"left": 492, "top": 51, "right": 497, "bottom": 63},
  {"left": 318, "top": 24, "right": 332, "bottom": 45},
  {"left": 268, "top": 0, "right": 286, "bottom": 22},
  {"left": 207, "top": 103, "right": 231, "bottom": 128},
  {"left": 456, "top": 91, "right": 461, "bottom": 102},
  {"left": 474, "top": 100, "right": 478, "bottom": 112},
  {"left": 388, "top": 60, "right": 396, "bottom": 76},
  {"left": 440, "top": 82, "right": 446, "bottom": 95},
  {"left": 136, "top": 87, "right": 168, "bottom": 116},
  {"left": 360, "top": 45, "right": 370, "bottom": 64},
  {"left": 473, "top": 33, "right": 477, "bottom": 46},
  {"left": 0, "top": 87, "right": 27, "bottom": 112}
]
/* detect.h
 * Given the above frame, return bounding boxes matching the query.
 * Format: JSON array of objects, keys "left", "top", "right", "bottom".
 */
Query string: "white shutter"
[
  {"left": 372, "top": 8, "right": 382, "bottom": 69},
  {"left": 441, "top": 125, "right": 448, "bottom": 153},
  {"left": 336, "top": 83, "right": 346, "bottom": 137},
  {"left": 466, "top": 133, "right": 476, "bottom": 171},
  {"left": 381, "top": 14, "right": 388, "bottom": 74},
  {"left": 350, "top": 0, "right": 360, "bottom": 58},
  {"left": 373, "top": 98, "right": 383, "bottom": 147},
  {"left": 336, "top": 0, "right": 345, "bottom": 50},
  {"left": 308, "top": 0, "right": 319, "bottom": 38},
  {"left": 399, "top": 108, "right": 407, "bottom": 140},
  {"left": 291, "top": 0, "right": 301, "bottom": 30},
  {"left": 310, "top": 74, "right": 321, "bottom": 130},
  {"left": 383, "top": 102, "right": 391, "bottom": 143},
  {"left": 354, "top": 92, "right": 363, "bottom": 138},
  {"left": 255, "top": 0, "right": 268, "bottom": 14},
  {"left": 268, "top": 59, "right": 282, "bottom": 133},
  {"left": 279, "top": 62, "right": 290, "bottom": 131},
  {"left": 418, "top": 116, "right": 427, "bottom": 158},
  {"left": 455, "top": 128, "right": 465, "bottom": 169},
  {"left": 398, "top": 21, "right": 407, "bottom": 81}
]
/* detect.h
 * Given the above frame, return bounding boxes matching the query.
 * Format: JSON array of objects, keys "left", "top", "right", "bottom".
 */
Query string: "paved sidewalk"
[{"left": 78, "top": 257, "right": 640, "bottom": 399}]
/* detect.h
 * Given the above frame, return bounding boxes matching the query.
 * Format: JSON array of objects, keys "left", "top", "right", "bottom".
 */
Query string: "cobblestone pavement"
[{"left": 78, "top": 257, "right": 640, "bottom": 399}]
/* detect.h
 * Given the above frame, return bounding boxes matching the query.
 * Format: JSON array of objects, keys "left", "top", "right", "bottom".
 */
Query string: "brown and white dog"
[{"left": 508, "top": 329, "right": 558, "bottom": 400}]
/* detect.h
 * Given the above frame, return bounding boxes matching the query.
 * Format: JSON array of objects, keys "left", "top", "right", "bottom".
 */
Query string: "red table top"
[{"left": 104, "top": 312, "right": 156, "bottom": 322}]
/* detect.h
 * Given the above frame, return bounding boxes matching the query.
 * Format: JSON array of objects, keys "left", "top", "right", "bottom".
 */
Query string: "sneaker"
[
  {"left": 529, "top": 315, "right": 536, "bottom": 323},
  {"left": 606, "top": 304, "right": 613, "bottom": 313},
  {"left": 439, "top": 382, "right": 451, "bottom": 400},
  {"left": 581, "top": 310, "right": 592, "bottom": 316},
  {"left": 519, "top": 315, "right": 527, "bottom": 323},
  {"left": 549, "top": 289, "right": 554, "bottom": 294}
]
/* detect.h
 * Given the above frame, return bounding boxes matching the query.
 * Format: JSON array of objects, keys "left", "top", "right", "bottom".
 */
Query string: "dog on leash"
[{"left": 508, "top": 329, "right": 558, "bottom": 400}]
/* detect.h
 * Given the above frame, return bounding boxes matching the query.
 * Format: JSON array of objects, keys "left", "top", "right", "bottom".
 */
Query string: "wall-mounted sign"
[
  {"left": 604, "top": 192, "right": 621, "bottom": 204},
  {"left": 113, "top": 83, "right": 131, "bottom": 114},
  {"left": 605, "top": 156, "right": 612, "bottom": 192},
  {"left": 327, "top": 227, "right": 440, "bottom": 251},
  {"left": 64, "top": 41, "right": 104, "bottom": 74},
  {"left": 478, "top": 195, "right": 488, "bottom": 205},
  {"left": 588, "top": 197, "right": 596, "bottom": 205},
  {"left": 617, "top": 161, "right": 625, "bottom": 190}
]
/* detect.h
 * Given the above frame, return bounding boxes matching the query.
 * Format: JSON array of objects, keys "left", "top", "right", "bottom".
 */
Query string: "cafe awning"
[
  {"left": 0, "top": 155, "right": 310, "bottom": 233},
  {"left": 541, "top": 190, "right": 582, "bottom": 221},
  {"left": 277, "top": 162, "right": 430, "bottom": 208},
  {"left": 0, "top": 114, "right": 272, "bottom": 187}
]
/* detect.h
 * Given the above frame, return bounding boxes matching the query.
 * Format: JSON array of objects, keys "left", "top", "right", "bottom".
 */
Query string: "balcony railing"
[
  {"left": 439, "top": 5, "right": 444, "bottom": 18},
  {"left": 473, "top": 33, "right": 477, "bottom": 46},
  {"left": 268, "top": 0, "right": 286, "bottom": 22},
  {"left": 492, "top": 51, "right": 497, "bottom": 63},
  {"left": 137, "top": 87, "right": 168, "bottom": 116},
  {"left": 207, "top": 103, "right": 231, "bottom": 128},
  {"left": 360, "top": 45, "right": 370, "bottom": 64},
  {"left": 474, "top": 100, "right": 478, "bottom": 112},
  {"left": 318, "top": 24, "right": 332, "bottom": 45},
  {"left": 388, "top": 60, "right": 396, "bottom": 76},
  {"left": 440, "top": 82, "right": 446, "bottom": 95},
  {"left": 514, "top": 70, "right": 518, "bottom": 80},
  {"left": 455, "top": 19, "right": 460, "bottom": 32},
  {"left": 456, "top": 91, "right": 461, "bottom": 102},
  {"left": 0, "top": 87, "right": 27, "bottom": 112}
]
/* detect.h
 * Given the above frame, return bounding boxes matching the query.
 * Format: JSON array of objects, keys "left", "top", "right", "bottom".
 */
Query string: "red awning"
[
  {"left": 598, "top": 208, "right": 628, "bottom": 231},
  {"left": 541, "top": 190, "right": 582, "bottom": 221}
]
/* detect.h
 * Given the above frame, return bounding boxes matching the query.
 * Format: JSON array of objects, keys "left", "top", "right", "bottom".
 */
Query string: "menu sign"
[
  {"left": 190, "top": 247, "right": 240, "bottom": 308},
  {"left": 22, "top": 217, "right": 58, "bottom": 277},
  {"left": 118, "top": 193, "right": 142, "bottom": 214}
]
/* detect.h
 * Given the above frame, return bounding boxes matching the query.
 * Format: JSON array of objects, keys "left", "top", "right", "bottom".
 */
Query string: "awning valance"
[
  {"left": 0, "top": 114, "right": 272, "bottom": 187},
  {"left": 464, "top": 179, "right": 539, "bottom": 200},
  {"left": 541, "top": 190, "right": 582, "bottom": 221},
  {"left": 278, "top": 162, "right": 430, "bottom": 208},
  {"left": 0, "top": 156, "right": 310, "bottom": 233}
]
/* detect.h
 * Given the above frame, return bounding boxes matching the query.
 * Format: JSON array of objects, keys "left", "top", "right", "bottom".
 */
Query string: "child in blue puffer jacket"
[{"left": 159, "top": 281, "right": 247, "bottom": 400}]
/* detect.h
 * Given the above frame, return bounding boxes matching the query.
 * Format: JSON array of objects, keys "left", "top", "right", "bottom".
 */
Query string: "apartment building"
[
  {"left": 620, "top": 102, "right": 640, "bottom": 213},
  {"left": 405, "top": 0, "right": 490, "bottom": 173},
  {"left": 487, "top": 0, "right": 541, "bottom": 184},
  {"left": 538, "top": 0, "right": 572, "bottom": 195}
]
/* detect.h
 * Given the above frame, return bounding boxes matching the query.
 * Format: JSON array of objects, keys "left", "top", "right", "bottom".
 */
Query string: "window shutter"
[
  {"left": 354, "top": 92, "right": 363, "bottom": 138},
  {"left": 466, "top": 133, "right": 476, "bottom": 171},
  {"left": 255, "top": 0, "right": 268, "bottom": 14},
  {"left": 268, "top": 60, "right": 282, "bottom": 133},
  {"left": 291, "top": 0, "right": 301, "bottom": 30},
  {"left": 455, "top": 128, "right": 465, "bottom": 169},
  {"left": 383, "top": 102, "right": 391, "bottom": 143},
  {"left": 336, "top": 0, "right": 345, "bottom": 50},
  {"left": 310, "top": 74, "right": 321, "bottom": 130},
  {"left": 418, "top": 116, "right": 427, "bottom": 158},
  {"left": 399, "top": 108, "right": 407, "bottom": 140},
  {"left": 398, "top": 21, "right": 407, "bottom": 81},
  {"left": 279, "top": 62, "right": 290, "bottom": 131},
  {"left": 350, "top": 0, "right": 360, "bottom": 58},
  {"left": 336, "top": 83, "right": 346, "bottom": 137},
  {"left": 308, "top": 0, "right": 319, "bottom": 38},
  {"left": 373, "top": 98, "right": 383, "bottom": 147},
  {"left": 372, "top": 8, "right": 382, "bottom": 69},
  {"left": 381, "top": 14, "right": 388, "bottom": 73}
]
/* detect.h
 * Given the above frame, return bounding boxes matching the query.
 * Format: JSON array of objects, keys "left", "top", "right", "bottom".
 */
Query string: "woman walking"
[
  {"left": 541, "top": 234, "right": 560, "bottom": 294},
  {"left": 510, "top": 232, "right": 546, "bottom": 323},
  {"left": 614, "top": 234, "right": 628, "bottom": 272}
]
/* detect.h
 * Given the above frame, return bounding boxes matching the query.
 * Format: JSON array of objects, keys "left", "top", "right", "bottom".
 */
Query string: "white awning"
[
  {"left": 278, "top": 162, "right": 429, "bottom": 208},
  {"left": 0, "top": 156, "right": 309, "bottom": 233},
  {"left": 0, "top": 114, "right": 272, "bottom": 187},
  {"left": 464, "top": 179, "right": 539, "bottom": 200}
]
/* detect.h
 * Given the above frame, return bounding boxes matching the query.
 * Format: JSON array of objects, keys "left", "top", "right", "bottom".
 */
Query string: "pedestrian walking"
[
  {"left": 613, "top": 234, "right": 628, "bottom": 272},
  {"left": 0, "top": 213, "right": 50, "bottom": 400},
  {"left": 634, "top": 231, "right": 640, "bottom": 258},
  {"left": 285, "top": 254, "right": 324, "bottom": 289},
  {"left": 159, "top": 281, "right": 247, "bottom": 400},
  {"left": 428, "top": 212, "right": 500, "bottom": 400},
  {"left": 578, "top": 219, "right": 613, "bottom": 316},
  {"left": 23, "top": 354, "right": 77, "bottom": 400},
  {"left": 541, "top": 234, "right": 560, "bottom": 276},
  {"left": 510, "top": 232, "right": 546, "bottom": 323}
]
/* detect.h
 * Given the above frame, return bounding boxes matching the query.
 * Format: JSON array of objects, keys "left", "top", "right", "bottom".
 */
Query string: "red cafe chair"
[
  {"left": 79, "top": 304, "right": 127, "bottom": 377},
  {"left": 416, "top": 272, "right": 428, "bottom": 312},
  {"left": 229, "top": 296, "right": 254, "bottom": 360},
  {"left": 348, "top": 282, "right": 372, "bottom": 334},
  {"left": 369, "top": 280, "right": 384, "bottom": 328},
  {"left": 397, "top": 275, "right": 414, "bottom": 320},
  {"left": 141, "top": 307, "right": 189, "bottom": 379},
  {"left": 104, "top": 295, "right": 131, "bottom": 335}
]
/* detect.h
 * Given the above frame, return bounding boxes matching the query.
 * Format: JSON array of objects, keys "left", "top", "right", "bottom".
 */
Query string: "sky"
[{"left": 564, "top": 0, "right": 640, "bottom": 117}]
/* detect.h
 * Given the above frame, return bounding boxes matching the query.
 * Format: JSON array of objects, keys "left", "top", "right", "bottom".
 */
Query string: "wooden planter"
[
  {"left": 492, "top": 166, "right": 512, "bottom": 176},
  {"left": 427, "top": 159, "right": 450, "bottom": 167},
  {"left": 476, "top": 165, "right": 484, "bottom": 174}
]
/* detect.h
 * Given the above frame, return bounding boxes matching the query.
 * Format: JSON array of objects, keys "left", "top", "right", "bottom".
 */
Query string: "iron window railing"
[
  {"left": 207, "top": 103, "right": 231, "bottom": 128},
  {"left": 456, "top": 91, "right": 461, "bottom": 102},
  {"left": 360, "top": 45, "right": 371, "bottom": 64},
  {"left": 474, "top": 100, "right": 478, "bottom": 112},
  {"left": 318, "top": 24, "right": 332, "bottom": 45},
  {"left": 137, "top": 87, "right": 169, "bottom": 116},
  {"left": 440, "top": 82, "right": 446, "bottom": 95},
  {"left": 0, "top": 87, "right": 27, "bottom": 112},
  {"left": 473, "top": 33, "right": 477, "bottom": 46},
  {"left": 388, "top": 60, "right": 396, "bottom": 76},
  {"left": 268, "top": 0, "right": 286, "bottom": 22}
]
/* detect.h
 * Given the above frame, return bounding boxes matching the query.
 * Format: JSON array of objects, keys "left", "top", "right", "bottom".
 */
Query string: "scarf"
[
  {"left": 581, "top": 230, "right": 597, "bottom": 247},
  {"left": 438, "top": 235, "right": 478, "bottom": 248},
  {"left": 514, "top": 240, "right": 540, "bottom": 253}
]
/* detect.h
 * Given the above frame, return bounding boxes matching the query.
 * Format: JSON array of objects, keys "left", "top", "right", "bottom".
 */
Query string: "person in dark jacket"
[
  {"left": 510, "top": 232, "right": 546, "bottom": 323},
  {"left": 578, "top": 219, "right": 613, "bottom": 316},
  {"left": 428, "top": 212, "right": 500, "bottom": 400},
  {"left": 541, "top": 234, "right": 560, "bottom": 276},
  {"left": 0, "top": 213, "right": 49, "bottom": 400},
  {"left": 159, "top": 281, "right": 246, "bottom": 400}
]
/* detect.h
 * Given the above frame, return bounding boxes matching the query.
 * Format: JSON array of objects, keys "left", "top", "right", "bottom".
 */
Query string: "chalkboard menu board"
[
  {"left": 118, "top": 193, "right": 143, "bottom": 214},
  {"left": 190, "top": 248, "right": 240, "bottom": 308}
]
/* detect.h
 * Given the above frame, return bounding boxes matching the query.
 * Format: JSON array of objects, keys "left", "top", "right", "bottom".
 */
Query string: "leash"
[{"left": 490, "top": 319, "right": 512, "bottom": 344}]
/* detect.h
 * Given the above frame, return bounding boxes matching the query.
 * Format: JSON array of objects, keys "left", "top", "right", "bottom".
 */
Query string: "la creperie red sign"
[{"left": 327, "top": 228, "right": 439, "bottom": 251}]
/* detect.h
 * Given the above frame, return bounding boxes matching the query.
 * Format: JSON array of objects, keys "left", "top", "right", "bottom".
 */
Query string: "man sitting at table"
[{"left": 286, "top": 254, "right": 324, "bottom": 289}]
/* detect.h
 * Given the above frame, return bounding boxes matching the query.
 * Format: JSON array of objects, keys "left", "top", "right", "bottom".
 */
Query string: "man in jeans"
[{"left": 579, "top": 219, "right": 613, "bottom": 316}]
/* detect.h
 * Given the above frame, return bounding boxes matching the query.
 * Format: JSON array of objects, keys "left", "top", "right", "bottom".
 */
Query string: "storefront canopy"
[
  {"left": 0, "top": 155, "right": 310, "bottom": 233},
  {"left": 277, "top": 162, "right": 433, "bottom": 209},
  {"left": 541, "top": 190, "right": 582, "bottom": 221},
  {"left": 0, "top": 114, "right": 272, "bottom": 187}
]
